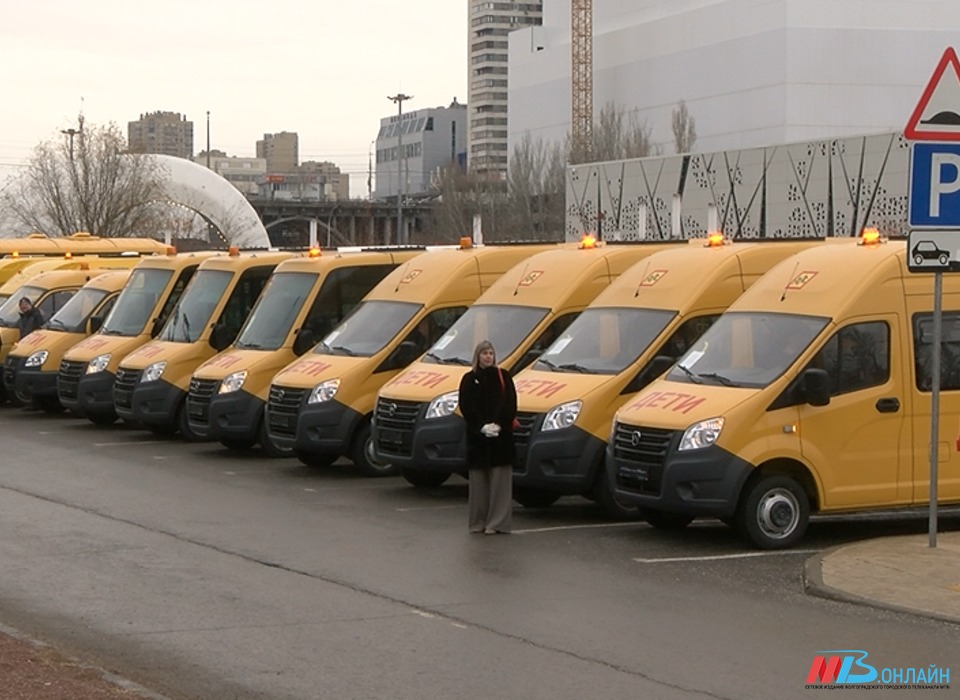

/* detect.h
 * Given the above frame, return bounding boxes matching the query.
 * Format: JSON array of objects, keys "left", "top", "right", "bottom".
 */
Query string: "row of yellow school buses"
[{"left": 1, "top": 231, "right": 957, "bottom": 550}]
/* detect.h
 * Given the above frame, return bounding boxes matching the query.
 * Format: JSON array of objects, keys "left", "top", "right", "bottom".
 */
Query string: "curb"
[{"left": 802, "top": 547, "right": 960, "bottom": 627}]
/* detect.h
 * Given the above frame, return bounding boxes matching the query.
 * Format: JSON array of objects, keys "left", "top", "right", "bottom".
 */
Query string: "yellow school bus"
[
  {"left": 4, "top": 269, "right": 132, "bottom": 410},
  {"left": 114, "top": 250, "right": 294, "bottom": 436},
  {"left": 0, "top": 257, "right": 100, "bottom": 304},
  {"left": 57, "top": 251, "right": 220, "bottom": 424},
  {"left": 185, "top": 248, "right": 426, "bottom": 455},
  {"left": 265, "top": 241, "right": 559, "bottom": 475},
  {"left": 509, "top": 238, "right": 823, "bottom": 517},
  {"left": 372, "top": 238, "right": 686, "bottom": 488},
  {"left": 0, "top": 232, "right": 167, "bottom": 258},
  {"left": 0, "top": 260, "right": 144, "bottom": 404},
  {"left": 607, "top": 234, "right": 960, "bottom": 549}
]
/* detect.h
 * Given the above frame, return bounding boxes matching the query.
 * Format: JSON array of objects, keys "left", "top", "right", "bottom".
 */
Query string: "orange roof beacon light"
[
  {"left": 308, "top": 247, "right": 322, "bottom": 259},
  {"left": 64, "top": 251, "right": 73, "bottom": 259},
  {"left": 459, "top": 236, "right": 473, "bottom": 249},
  {"left": 165, "top": 245, "right": 177, "bottom": 256},
  {"left": 705, "top": 231, "right": 726, "bottom": 247},
  {"left": 11, "top": 251, "right": 18, "bottom": 258},
  {"left": 579, "top": 234, "right": 598, "bottom": 249},
  {"left": 859, "top": 227, "right": 883, "bottom": 246},
  {"left": 228, "top": 246, "right": 240, "bottom": 257}
]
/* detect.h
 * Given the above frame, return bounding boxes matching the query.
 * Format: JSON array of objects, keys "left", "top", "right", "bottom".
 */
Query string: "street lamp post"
[{"left": 387, "top": 93, "right": 412, "bottom": 244}]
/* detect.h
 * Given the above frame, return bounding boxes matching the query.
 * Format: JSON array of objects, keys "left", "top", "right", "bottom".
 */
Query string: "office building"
[
  {"left": 374, "top": 100, "right": 467, "bottom": 200},
  {"left": 256, "top": 132, "right": 299, "bottom": 173}
]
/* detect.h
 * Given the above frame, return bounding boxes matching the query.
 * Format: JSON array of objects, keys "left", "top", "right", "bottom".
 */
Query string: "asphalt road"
[{"left": 0, "top": 408, "right": 956, "bottom": 700}]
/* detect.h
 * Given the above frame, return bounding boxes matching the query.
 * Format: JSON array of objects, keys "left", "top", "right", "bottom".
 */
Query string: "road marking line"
[
  {"left": 93, "top": 440, "right": 164, "bottom": 446},
  {"left": 395, "top": 504, "right": 462, "bottom": 512},
  {"left": 513, "top": 522, "right": 641, "bottom": 534},
  {"left": 633, "top": 550, "right": 820, "bottom": 563}
]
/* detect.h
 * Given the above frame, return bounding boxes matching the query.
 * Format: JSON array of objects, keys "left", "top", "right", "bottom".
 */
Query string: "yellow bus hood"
[{"left": 614, "top": 380, "right": 761, "bottom": 429}]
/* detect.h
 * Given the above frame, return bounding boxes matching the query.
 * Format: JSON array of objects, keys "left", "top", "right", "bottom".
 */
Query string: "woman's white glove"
[{"left": 480, "top": 423, "right": 501, "bottom": 438}]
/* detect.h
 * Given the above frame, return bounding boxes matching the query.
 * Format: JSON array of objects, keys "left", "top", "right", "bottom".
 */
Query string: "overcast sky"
[{"left": 0, "top": 0, "right": 467, "bottom": 197}]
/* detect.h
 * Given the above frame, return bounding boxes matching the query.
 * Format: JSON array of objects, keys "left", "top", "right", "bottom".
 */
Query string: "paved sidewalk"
[{"left": 804, "top": 531, "right": 960, "bottom": 624}]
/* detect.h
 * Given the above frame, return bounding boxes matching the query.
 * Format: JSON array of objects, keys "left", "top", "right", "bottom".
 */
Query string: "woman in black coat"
[{"left": 458, "top": 340, "right": 517, "bottom": 534}]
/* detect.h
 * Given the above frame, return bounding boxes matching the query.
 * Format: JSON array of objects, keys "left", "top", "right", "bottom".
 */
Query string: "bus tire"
[
  {"left": 512, "top": 486, "right": 561, "bottom": 508},
  {"left": 643, "top": 509, "right": 694, "bottom": 530},
  {"left": 350, "top": 422, "right": 398, "bottom": 478},
  {"left": 592, "top": 465, "right": 644, "bottom": 521},
  {"left": 737, "top": 474, "right": 809, "bottom": 550},
  {"left": 401, "top": 467, "right": 451, "bottom": 488}
]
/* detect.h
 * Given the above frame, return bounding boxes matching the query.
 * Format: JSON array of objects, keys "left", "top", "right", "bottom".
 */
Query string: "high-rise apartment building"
[
  {"left": 256, "top": 132, "right": 299, "bottom": 173},
  {"left": 467, "top": 0, "right": 543, "bottom": 182},
  {"left": 127, "top": 111, "right": 194, "bottom": 159}
]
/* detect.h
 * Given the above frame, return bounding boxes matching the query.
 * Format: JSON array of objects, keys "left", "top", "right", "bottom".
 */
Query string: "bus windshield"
[
  {"left": 423, "top": 304, "right": 549, "bottom": 366},
  {"left": 0, "top": 285, "right": 43, "bottom": 328},
  {"left": 46, "top": 288, "right": 109, "bottom": 333},
  {"left": 100, "top": 268, "right": 173, "bottom": 337},
  {"left": 235, "top": 272, "right": 315, "bottom": 351},
  {"left": 666, "top": 311, "right": 828, "bottom": 388},
  {"left": 316, "top": 300, "right": 421, "bottom": 357},
  {"left": 159, "top": 270, "right": 232, "bottom": 343},
  {"left": 534, "top": 307, "right": 676, "bottom": 375}
]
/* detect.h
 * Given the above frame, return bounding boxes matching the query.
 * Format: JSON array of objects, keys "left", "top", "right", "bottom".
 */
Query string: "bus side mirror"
[
  {"left": 293, "top": 329, "right": 315, "bottom": 356},
  {"left": 209, "top": 324, "right": 234, "bottom": 352},
  {"left": 802, "top": 368, "right": 830, "bottom": 407},
  {"left": 88, "top": 315, "right": 104, "bottom": 334}
]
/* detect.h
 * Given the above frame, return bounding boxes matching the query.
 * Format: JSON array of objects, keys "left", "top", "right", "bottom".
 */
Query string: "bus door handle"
[{"left": 875, "top": 398, "right": 900, "bottom": 413}]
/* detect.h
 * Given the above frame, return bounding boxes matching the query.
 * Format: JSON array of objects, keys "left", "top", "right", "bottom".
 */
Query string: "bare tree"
[
  {"left": 1, "top": 122, "right": 168, "bottom": 238},
  {"left": 672, "top": 100, "right": 698, "bottom": 154},
  {"left": 593, "top": 102, "right": 656, "bottom": 162}
]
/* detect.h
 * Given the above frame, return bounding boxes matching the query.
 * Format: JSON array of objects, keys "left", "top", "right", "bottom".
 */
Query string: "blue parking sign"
[{"left": 910, "top": 142, "right": 960, "bottom": 227}]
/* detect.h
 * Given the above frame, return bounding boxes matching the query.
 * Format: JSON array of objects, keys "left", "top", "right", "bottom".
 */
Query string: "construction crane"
[{"left": 571, "top": 0, "right": 593, "bottom": 163}]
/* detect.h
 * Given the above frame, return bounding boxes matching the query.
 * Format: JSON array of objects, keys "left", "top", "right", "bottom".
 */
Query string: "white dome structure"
[{"left": 150, "top": 155, "right": 270, "bottom": 248}]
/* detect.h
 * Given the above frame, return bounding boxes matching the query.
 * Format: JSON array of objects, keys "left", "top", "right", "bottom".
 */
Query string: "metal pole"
[
  {"left": 929, "top": 271, "right": 942, "bottom": 548},
  {"left": 388, "top": 93, "right": 412, "bottom": 244},
  {"left": 206, "top": 111, "right": 211, "bottom": 169}
]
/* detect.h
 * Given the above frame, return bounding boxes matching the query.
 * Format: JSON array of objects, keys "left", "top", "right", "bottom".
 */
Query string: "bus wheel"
[
  {"left": 88, "top": 412, "right": 118, "bottom": 426},
  {"left": 221, "top": 438, "right": 256, "bottom": 451},
  {"left": 512, "top": 486, "right": 560, "bottom": 508},
  {"left": 643, "top": 509, "right": 694, "bottom": 530},
  {"left": 592, "top": 466, "right": 644, "bottom": 521},
  {"left": 295, "top": 450, "right": 337, "bottom": 468},
  {"left": 259, "top": 421, "right": 293, "bottom": 458},
  {"left": 401, "top": 467, "right": 450, "bottom": 489},
  {"left": 351, "top": 422, "right": 398, "bottom": 478},
  {"left": 737, "top": 475, "right": 809, "bottom": 550}
]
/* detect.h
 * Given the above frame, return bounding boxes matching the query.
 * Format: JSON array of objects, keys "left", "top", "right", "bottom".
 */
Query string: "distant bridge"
[{"left": 248, "top": 198, "right": 437, "bottom": 248}]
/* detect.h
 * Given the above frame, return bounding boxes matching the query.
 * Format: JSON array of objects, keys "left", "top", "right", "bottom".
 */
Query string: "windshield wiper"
[
  {"left": 535, "top": 357, "right": 559, "bottom": 371},
  {"left": 236, "top": 341, "right": 263, "bottom": 350},
  {"left": 698, "top": 371, "right": 738, "bottom": 387},
  {"left": 559, "top": 362, "right": 592, "bottom": 374},
  {"left": 330, "top": 345, "right": 356, "bottom": 356},
  {"left": 675, "top": 364, "right": 703, "bottom": 384},
  {"left": 443, "top": 356, "right": 470, "bottom": 366},
  {"left": 48, "top": 319, "right": 67, "bottom": 331}
]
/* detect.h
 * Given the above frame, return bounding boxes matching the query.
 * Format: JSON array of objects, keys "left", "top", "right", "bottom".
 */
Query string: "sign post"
[{"left": 905, "top": 46, "right": 960, "bottom": 548}]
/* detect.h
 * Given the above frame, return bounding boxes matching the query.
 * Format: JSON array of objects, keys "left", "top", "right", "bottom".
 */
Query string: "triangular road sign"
[{"left": 905, "top": 47, "right": 960, "bottom": 141}]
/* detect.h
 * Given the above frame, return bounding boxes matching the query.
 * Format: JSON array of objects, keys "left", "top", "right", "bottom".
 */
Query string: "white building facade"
[
  {"left": 509, "top": 0, "right": 960, "bottom": 156},
  {"left": 374, "top": 101, "right": 468, "bottom": 201}
]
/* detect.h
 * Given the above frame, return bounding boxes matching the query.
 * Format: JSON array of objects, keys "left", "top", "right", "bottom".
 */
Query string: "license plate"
[{"left": 379, "top": 428, "right": 403, "bottom": 445}]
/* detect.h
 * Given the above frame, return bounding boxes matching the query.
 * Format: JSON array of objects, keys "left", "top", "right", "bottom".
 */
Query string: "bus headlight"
[
  {"left": 679, "top": 417, "right": 725, "bottom": 451},
  {"left": 25, "top": 350, "right": 48, "bottom": 368},
  {"left": 219, "top": 370, "right": 248, "bottom": 394},
  {"left": 86, "top": 353, "right": 111, "bottom": 374},
  {"left": 308, "top": 378, "right": 340, "bottom": 404},
  {"left": 542, "top": 400, "right": 582, "bottom": 431},
  {"left": 142, "top": 361, "right": 167, "bottom": 383},
  {"left": 425, "top": 391, "right": 459, "bottom": 419}
]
